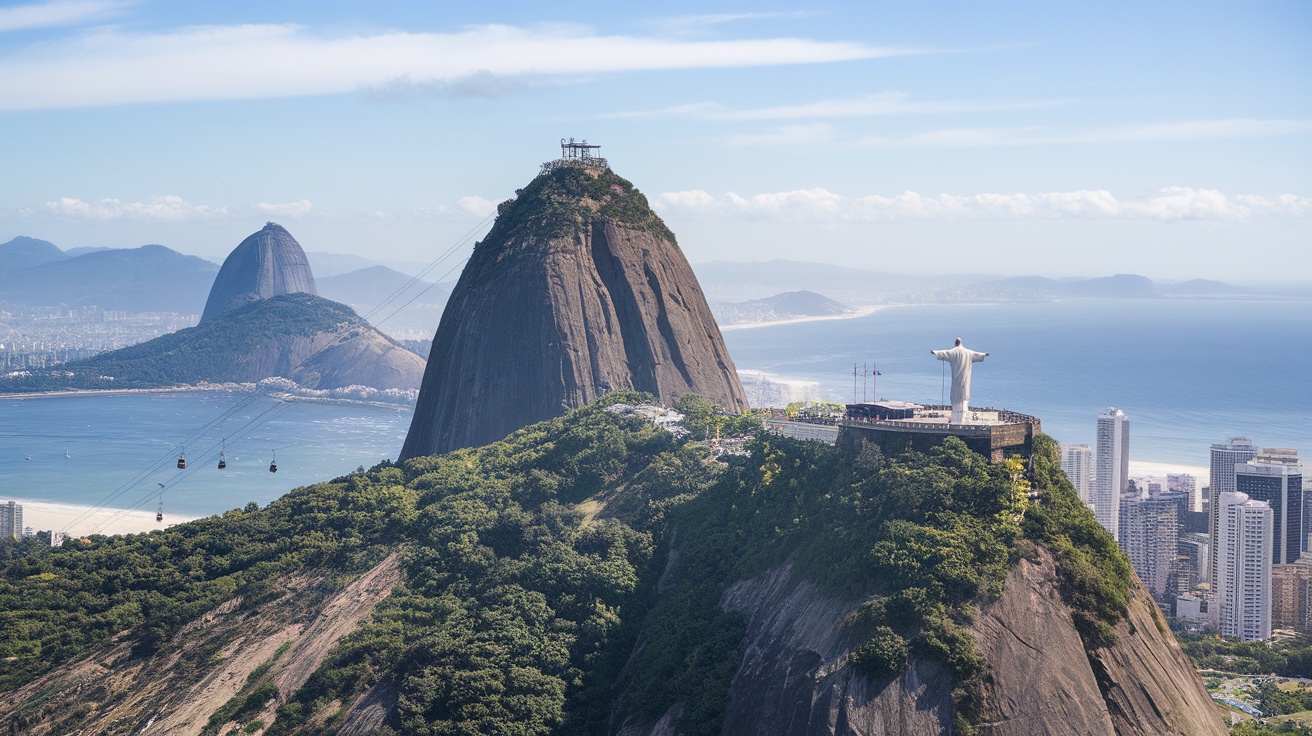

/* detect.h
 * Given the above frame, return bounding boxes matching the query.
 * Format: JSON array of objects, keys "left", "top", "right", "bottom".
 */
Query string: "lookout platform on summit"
[
  {"left": 838, "top": 402, "right": 1041, "bottom": 463},
  {"left": 540, "top": 137, "right": 609, "bottom": 174}
]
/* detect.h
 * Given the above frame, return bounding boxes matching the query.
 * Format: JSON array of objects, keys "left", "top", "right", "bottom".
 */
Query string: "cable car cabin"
[
  {"left": 217, "top": 452, "right": 227, "bottom": 470},
  {"left": 156, "top": 510, "right": 163, "bottom": 522},
  {"left": 269, "top": 460, "right": 278, "bottom": 473},
  {"left": 177, "top": 454, "right": 186, "bottom": 469}
]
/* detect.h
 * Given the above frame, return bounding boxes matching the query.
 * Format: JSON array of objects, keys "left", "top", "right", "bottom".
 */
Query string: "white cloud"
[
  {"left": 607, "top": 92, "right": 1065, "bottom": 121},
  {"left": 455, "top": 196, "right": 498, "bottom": 218},
  {"left": 850, "top": 119, "right": 1312, "bottom": 149},
  {"left": 653, "top": 187, "right": 1312, "bottom": 223},
  {"left": 253, "top": 199, "right": 312, "bottom": 218},
  {"left": 0, "top": 0, "right": 132, "bottom": 32},
  {"left": 44, "top": 195, "right": 229, "bottom": 221},
  {"left": 0, "top": 23, "right": 899, "bottom": 110}
]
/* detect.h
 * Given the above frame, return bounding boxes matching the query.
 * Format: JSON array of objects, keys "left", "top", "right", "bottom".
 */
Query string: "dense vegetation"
[
  {"left": 492, "top": 165, "right": 677, "bottom": 245},
  {"left": 0, "top": 293, "right": 367, "bottom": 392},
  {"left": 0, "top": 394, "right": 1135, "bottom": 735},
  {"left": 1182, "top": 631, "right": 1312, "bottom": 678}
]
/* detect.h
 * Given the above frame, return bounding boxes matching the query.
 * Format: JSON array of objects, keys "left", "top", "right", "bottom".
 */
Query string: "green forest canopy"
[{"left": 0, "top": 393, "right": 1131, "bottom": 735}]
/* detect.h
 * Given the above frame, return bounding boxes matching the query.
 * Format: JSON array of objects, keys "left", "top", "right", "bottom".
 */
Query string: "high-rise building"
[
  {"left": 1060, "top": 443, "right": 1093, "bottom": 505},
  {"left": 1119, "top": 492, "right": 1183, "bottom": 599},
  {"left": 1095, "top": 408, "right": 1130, "bottom": 540},
  {"left": 1209, "top": 437, "right": 1259, "bottom": 588},
  {"left": 1216, "top": 492, "right": 1273, "bottom": 641},
  {"left": 1168, "top": 473, "right": 1199, "bottom": 512},
  {"left": 1272, "top": 555, "right": 1312, "bottom": 635},
  {"left": 1174, "top": 532, "right": 1210, "bottom": 595},
  {"left": 1236, "top": 455, "right": 1303, "bottom": 565},
  {"left": 0, "top": 501, "right": 21, "bottom": 540},
  {"left": 1211, "top": 437, "right": 1259, "bottom": 495}
]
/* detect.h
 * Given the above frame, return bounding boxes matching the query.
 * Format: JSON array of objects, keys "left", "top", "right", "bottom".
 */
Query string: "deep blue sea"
[
  {"left": 0, "top": 392, "right": 411, "bottom": 518},
  {"left": 0, "top": 297, "right": 1307, "bottom": 520},
  {"left": 722, "top": 298, "right": 1312, "bottom": 472}
]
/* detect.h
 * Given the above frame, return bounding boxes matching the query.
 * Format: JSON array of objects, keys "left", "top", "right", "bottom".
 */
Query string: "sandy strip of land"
[
  {"left": 1127, "top": 460, "right": 1210, "bottom": 489},
  {"left": 0, "top": 385, "right": 238, "bottom": 401},
  {"left": 719, "top": 305, "right": 884, "bottom": 332},
  {"left": 8, "top": 498, "right": 198, "bottom": 538}
]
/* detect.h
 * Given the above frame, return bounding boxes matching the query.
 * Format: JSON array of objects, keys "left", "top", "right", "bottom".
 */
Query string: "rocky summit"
[
  {"left": 401, "top": 160, "right": 747, "bottom": 458},
  {"left": 201, "top": 222, "right": 318, "bottom": 322}
]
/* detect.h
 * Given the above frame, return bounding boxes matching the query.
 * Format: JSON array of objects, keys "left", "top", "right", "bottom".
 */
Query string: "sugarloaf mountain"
[
  {"left": 402, "top": 150, "right": 747, "bottom": 457},
  {"left": 2, "top": 223, "right": 425, "bottom": 391}
]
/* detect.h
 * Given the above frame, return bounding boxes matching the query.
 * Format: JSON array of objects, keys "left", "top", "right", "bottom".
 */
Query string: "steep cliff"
[
  {"left": 201, "top": 222, "right": 317, "bottom": 322},
  {"left": 401, "top": 163, "right": 746, "bottom": 458},
  {"left": 659, "top": 550, "right": 1223, "bottom": 736}
]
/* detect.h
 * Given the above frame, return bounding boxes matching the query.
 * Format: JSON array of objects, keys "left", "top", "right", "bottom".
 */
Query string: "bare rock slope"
[
  {"left": 202, "top": 222, "right": 317, "bottom": 322},
  {"left": 625, "top": 548, "right": 1225, "bottom": 736},
  {"left": 402, "top": 163, "right": 746, "bottom": 457},
  {"left": 0, "top": 553, "right": 402, "bottom": 736}
]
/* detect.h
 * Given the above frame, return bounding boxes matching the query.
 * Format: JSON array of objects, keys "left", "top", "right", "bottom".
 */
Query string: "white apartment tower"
[
  {"left": 1119, "top": 493, "right": 1182, "bottom": 599},
  {"left": 1168, "top": 473, "right": 1199, "bottom": 512},
  {"left": 0, "top": 501, "right": 21, "bottom": 540},
  {"left": 1095, "top": 408, "right": 1130, "bottom": 540},
  {"left": 1211, "top": 437, "right": 1259, "bottom": 495},
  {"left": 1060, "top": 443, "right": 1093, "bottom": 506},
  {"left": 1216, "top": 491, "right": 1273, "bottom": 641},
  {"left": 1209, "top": 437, "right": 1258, "bottom": 589}
]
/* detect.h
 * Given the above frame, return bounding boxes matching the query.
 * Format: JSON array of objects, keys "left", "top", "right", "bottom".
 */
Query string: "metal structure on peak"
[{"left": 540, "top": 137, "right": 608, "bottom": 174}]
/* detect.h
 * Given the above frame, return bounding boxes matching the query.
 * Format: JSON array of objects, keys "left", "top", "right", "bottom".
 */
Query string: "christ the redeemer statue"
[{"left": 931, "top": 338, "right": 989, "bottom": 424}]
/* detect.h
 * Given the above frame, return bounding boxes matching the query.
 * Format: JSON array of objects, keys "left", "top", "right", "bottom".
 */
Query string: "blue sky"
[{"left": 0, "top": 0, "right": 1308, "bottom": 280}]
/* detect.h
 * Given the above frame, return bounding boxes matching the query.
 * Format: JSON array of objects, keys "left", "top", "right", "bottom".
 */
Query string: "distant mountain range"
[
  {"left": 693, "top": 259, "right": 1309, "bottom": 306},
  {"left": 0, "top": 237, "right": 450, "bottom": 328},
  {"left": 0, "top": 239, "right": 219, "bottom": 313},
  {"left": 711, "top": 290, "right": 850, "bottom": 326}
]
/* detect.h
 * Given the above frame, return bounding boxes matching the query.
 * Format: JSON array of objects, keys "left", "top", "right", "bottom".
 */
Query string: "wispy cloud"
[
  {"left": 44, "top": 195, "right": 230, "bottom": 221},
  {"left": 849, "top": 118, "right": 1312, "bottom": 149},
  {"left": 0, "top": 0, "right": 133, "bottom": 32},
  {"left": 654, "top": 187, "right": 1312, "bottom": 223},
  {"left": 640, "top": 11, "right": 823, "bottom": 36},
  {"left": 607, "top": 92, "right": 1066, "bottom": 121},
  {"left": 254, "top": 199, "right": 312, "bottom": 218},
  {"left": 0, "top": 23, "right": 900, "bottom": 110}
]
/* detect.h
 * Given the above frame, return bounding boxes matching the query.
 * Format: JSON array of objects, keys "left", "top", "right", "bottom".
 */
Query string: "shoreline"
[
  {"left": 0, "top": 385, "right": 416, "bottom": 411},
  {"left": 6, "top": 498, "right": 200, "bottom": 538},
  {"left": 719, "top": 305, "right": 884, "bottom": 332}
]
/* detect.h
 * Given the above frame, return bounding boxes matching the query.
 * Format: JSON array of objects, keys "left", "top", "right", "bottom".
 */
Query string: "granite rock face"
[
  {"left": 201, "top": 222, "right": 318, "bottom": 322},
  {"left": 401, "top": 164, "right": 746, "bottom": 458},
  {"left": 618, "top": 549, "right": 1225, "bottom": 736}
]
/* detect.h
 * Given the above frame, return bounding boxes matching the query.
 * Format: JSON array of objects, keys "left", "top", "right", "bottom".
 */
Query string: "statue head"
[{"left": 954, "top": 337, "right": 962, "bottom": 346}]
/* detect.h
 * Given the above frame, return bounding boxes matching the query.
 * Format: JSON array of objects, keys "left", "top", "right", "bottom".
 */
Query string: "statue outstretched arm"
[{"left": 971, "top": 351, "right": 988, "bottom": 362}]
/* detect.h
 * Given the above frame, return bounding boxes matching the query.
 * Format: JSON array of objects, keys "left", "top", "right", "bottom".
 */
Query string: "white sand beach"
[
  {"left": 1127, "top": 460, "right": 1210, "bottom": 489},
  {"left": 9, "top": 498, "right": 198, "bottom": 538},
  {"left": 719, "top": 305, "right": 884, "bottom": 332}
]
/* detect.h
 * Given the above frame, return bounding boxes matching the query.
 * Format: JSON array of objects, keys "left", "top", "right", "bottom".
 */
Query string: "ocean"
[
  {"left": 0, "top": 391, "right": 411, "bottom": 521},
  {"left": 1, "top": 297, "right": 1307, "bottom": 522},
  {"left": 722, "top": 297, "right": 1312, "bottom": 474}
]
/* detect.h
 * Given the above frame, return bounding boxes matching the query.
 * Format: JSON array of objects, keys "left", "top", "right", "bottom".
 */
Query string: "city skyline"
[{"left": 0, "top": 1, "right": 1308, "bottom": 280}]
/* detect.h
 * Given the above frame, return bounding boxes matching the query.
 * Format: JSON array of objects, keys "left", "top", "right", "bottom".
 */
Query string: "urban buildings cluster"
[
  {"left": 0, "top": 306, "right": 197, "bottom": 371},
  {"left": 1061, "top": 414, "right": 1306, "bottom": 642},
  {"left": 1, "top": 500, "right": 28, "bottom": 540}
]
